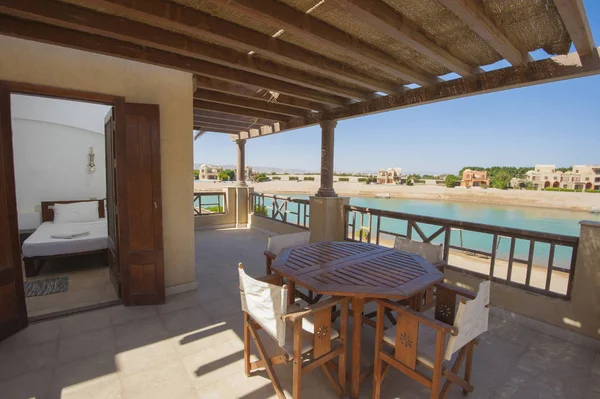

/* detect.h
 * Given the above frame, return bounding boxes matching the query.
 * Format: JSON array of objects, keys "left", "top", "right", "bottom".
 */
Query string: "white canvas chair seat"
[
  {"left": 267, "top": 231, "right": 311, "bottom": 256},
  {"left": 283, "top": 303, "right": 340, "bottom": 359}
]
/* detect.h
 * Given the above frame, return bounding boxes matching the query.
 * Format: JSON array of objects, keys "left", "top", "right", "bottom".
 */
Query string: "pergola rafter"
[{"left": 0, "top": 0, "right": 596, "bottom": 139}]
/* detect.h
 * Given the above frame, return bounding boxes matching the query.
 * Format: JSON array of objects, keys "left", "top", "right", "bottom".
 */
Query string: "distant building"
[
  {"left": 245, "top": 166, "right": 254, "bottom": 181},
  {"left": 199, "top": 164, "right": 222, "bottom": 180},
  {"left": 512, "top": 164, "right": 600, "bottom": 190},
  {"left": 377, "top": 168, "right": 403, "bottom": 184},
  {"left": 460, "top": 169, "right": 490, "bottom": 188}
]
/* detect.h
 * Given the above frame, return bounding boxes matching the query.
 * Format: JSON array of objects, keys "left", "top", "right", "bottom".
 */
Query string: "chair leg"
[
  {"left": 243, "top": 313, "right": 251, "bottom": 377},
  {"left": 292, "top": 320, "right": 303, "bottom": 399},
  {"left": 463, "top": 342, "right": 474, "bottom": 395},
  {"left": 248, "top": 320, "right": 286, "bottom": 399},
  {"left": 338, "top": 299, "right": 348, "bottom": 396},
  {"left": 372, "top": 302, "right": 385, "bottom": 399}
]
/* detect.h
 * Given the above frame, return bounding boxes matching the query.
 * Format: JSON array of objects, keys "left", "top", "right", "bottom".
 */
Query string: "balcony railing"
[
  {"left": 344, "top": 205, "right": 579, "bottom": 299},
  {"left": 194, "top": 191, "right": 226, "bottom": 216},
  {"left": 250, "top": 192, "right": 309, "bottom": 229}
]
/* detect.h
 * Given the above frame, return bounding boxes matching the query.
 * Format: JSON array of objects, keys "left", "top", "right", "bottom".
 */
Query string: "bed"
[{"left": 22, "top": 200, "right": 109, "bottom": 277}]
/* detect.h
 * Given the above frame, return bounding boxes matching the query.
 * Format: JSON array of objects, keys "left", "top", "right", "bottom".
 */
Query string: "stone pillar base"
[
  {"left": 235, "top": 186, "right": 252, "bottom": 228},
  {"left": 308, "top": 196, "right": 349, "bottom": 242}
]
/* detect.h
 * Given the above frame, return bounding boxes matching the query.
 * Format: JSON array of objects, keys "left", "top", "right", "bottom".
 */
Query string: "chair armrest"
[
  {"left": 377, "top": 299, "right": 457, "bottom": 335},
  {"left": 282, "top": 297, "right": 345, "bottom": 322},
  {"left": 264, "top": 250, "right": 276, "bottom": 260},
  {"left": 435, "top": 282, "right": 476, "bottom": 300},
  {"left": 432, "top": 261, "right": 447, "bottom": 270},
  {"left": 255, "top": 274, "right": 284, "bottom": 286}
]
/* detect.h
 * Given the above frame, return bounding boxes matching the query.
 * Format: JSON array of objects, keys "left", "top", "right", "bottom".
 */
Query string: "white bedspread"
[{"left": 22, "top": 219, "right": 108, "bottom": 258}]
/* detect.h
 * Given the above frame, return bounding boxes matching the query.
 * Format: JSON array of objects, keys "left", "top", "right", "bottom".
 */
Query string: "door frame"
[{"left": 0, "top": 79, "right": 126, "bottom": 310}]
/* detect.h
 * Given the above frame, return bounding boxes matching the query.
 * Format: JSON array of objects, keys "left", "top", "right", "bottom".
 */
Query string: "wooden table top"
[{"left": 272, "top": 241, "right": 444, "bottom": 299}]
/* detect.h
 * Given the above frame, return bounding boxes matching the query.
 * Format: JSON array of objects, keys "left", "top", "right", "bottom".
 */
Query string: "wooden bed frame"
[{"left": 23, "top": 200, "right": 108, "bottom": 278}]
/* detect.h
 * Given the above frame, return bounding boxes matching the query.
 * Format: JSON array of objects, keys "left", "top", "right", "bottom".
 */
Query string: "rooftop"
[{"left": 2, "top": 228, "right": 598, "bottom": 399}]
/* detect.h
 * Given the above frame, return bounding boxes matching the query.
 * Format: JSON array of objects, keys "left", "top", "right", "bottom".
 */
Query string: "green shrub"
[
  {"left": 414, "top": 179, "right": 425, "bottom": 184},
  {"left": 254, "top": 173, "right": 269, "bottom": 182},
  {"left": 543, "top": 187, "right": 560, "bottom": 191},
  {"left": 544, "top": 187, "right": 577, "bottom": 192},
  {"left": 272, "top": 176, "right": 281, "bottom": 180},
  {"left": 585, "top": 189, "right": 600, "bottom": 193},
  {"left": 339, "top": 177, "right": 350, "bottom": 182},
  {"left": 254, "top": 205, "right": 268, "bottom": 216},
  {"left": 204, "top": 205, "right": 223, "bottom": 213},
  {"left": 193, "top": 170, "right": 199, "bottom": 180},
  {"left": 358, "top": 177, "right": 367, "bottom": 182},
  {"left": 289, "top": 176, "right": 299, "bottom": 181},
  {"left": 304, "top": 176, "right": 315, "bottom": 181}
]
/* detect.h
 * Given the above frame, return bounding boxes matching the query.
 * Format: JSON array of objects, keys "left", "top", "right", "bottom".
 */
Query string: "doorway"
[
  {"left": 11, "top": 94, "right": 118, "bottom": 318},
  {"left": 0, "top": 82, "right": 165, "bottom": 342}
]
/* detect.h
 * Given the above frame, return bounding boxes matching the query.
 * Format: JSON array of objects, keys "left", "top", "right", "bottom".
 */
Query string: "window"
[
  {"left": 536, "top": 169, "right": 540, "bottom": 172},
  {"left": 576, "top": 170, "right": 579, "bottom": 173},
  {"left": 563, "top": 184, "right": 567, "bottom": 188},
  {"left": 585, "top": 177, "right": 589, "bottom": 181},
  {"left": 544, "top": 176, "right": 548, "bottom": 180},
  {"left": 595, "top": 178, "right": 600, "bottom": 182},
  {"left": 553, "top": 176, "right": 558, "bottom": 180},
  {"left": 532, "top": 176, "right": 536, "bottom": 181}
]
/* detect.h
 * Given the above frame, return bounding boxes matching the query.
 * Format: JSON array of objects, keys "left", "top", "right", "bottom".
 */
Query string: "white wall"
[{"left": 11, "top": 95, "right": 110, "bottom": 229}]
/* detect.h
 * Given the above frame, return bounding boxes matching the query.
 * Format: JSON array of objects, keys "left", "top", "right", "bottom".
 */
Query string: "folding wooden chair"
[
  {"left": 394, "top": 237, "right": 446, "bottom": 311},
  {"left": 372, "top": 280, "right": 490, "bottom": 399},
  {"left": 264, "top": 231, "right": 310, "bottom": 275},
  {"left": 238, "top": 263, "right": 348, "bottom": 399}
]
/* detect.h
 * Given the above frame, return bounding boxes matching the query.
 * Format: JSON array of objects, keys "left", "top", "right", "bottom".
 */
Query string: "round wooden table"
[{"left": 272, "top": 241, "right": 444, "bottom": 398}]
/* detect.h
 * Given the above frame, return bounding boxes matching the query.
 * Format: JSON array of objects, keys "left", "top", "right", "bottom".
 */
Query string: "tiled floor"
[
  {"left": 25, "top": 254, "right": 119, "bottom": 318},
  {"left": 1, "top": 227, "right": 599, "bottom": 398}
]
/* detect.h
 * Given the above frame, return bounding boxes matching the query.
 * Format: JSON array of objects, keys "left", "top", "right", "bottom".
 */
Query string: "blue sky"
[{"left": 194, "top": 1, "right": 600, "bottom": 175}]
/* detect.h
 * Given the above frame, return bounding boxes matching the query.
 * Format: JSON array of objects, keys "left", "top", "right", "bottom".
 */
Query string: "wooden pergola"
[{"left": 0, "top": 0, "right": 598, "bottom": 195}]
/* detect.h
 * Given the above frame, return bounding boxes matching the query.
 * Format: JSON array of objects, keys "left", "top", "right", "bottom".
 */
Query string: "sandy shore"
[{"left": 194, "top": 180, "right": 599, "bottom": 212}]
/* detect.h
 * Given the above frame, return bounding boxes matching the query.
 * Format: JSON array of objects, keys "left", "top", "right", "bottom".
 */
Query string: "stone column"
[
  {"left": 235, "top": 138, "right": 246, "bottom": 186},
  {"left": 316, "top": 120, "right": 337, "bottom": 197}
]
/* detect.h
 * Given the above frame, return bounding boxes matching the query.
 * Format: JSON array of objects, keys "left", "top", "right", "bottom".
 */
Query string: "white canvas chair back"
[
  {"left": 267, "top": 231, "right": 310, "bottom": 256},
  {"left": 394, "top": 237, "right": 443, "bottom": 265},
  {"left": 238, "top": 267, "right": 288, "bottom": 347},
  {"left": 444, "top": 280, "right": 490, "bottom": 360}
]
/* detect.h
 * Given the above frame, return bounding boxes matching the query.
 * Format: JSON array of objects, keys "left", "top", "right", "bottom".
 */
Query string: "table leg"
[{"left": 350, "top": 297, "right": 365, "bottom": 398}]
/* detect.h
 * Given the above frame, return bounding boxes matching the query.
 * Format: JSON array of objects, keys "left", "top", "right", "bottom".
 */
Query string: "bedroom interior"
[{"left": 11, "top": 94, "right": 119, "bottom": 318}]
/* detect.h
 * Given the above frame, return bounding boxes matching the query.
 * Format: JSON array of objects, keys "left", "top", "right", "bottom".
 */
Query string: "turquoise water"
[{"left": 255, "top": 195, "right": 593, "bottom": 268}]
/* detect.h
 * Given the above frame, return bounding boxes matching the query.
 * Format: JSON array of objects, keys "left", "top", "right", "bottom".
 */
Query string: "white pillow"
[{"left": 53, "top": 201, "right": 99, "bottom": 223}]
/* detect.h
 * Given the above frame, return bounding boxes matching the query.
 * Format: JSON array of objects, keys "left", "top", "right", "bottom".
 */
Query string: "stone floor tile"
[
  {"left": 115, "top": 339, "right": 178, "bottom": 376},
  {"left": 57, "top": 327, "right": 115, "bottom": 365},
  {"left": 201, "top": 296, "right": 242, "bottom": 321},
  {"left": 1, "top": 368, "right": 53, "bottom": 399},
  {"left": 108, "top": 304, "right": 158, "bottom": 326},
  {"left": 0, "top": 340, "right": 57, "bottom": 381},
  {"left": 58, "top": 377, "right": 123, "bottom": 399},
  {"left": 120, "top": 359, "right": 196, "bottom": 399},
  {"left": 486, "top": 316, "right": 542, "bottom": 349},
  {"left": 196, "top": 283, "right": 234, "bottom": 303},
  {"left": 0, "top": 317, "right": 62, "bottom": 353},
  {"left": 60, "top": 308, "right": 112, "bottom": 338},
  {"left": 156, "top": 291, "right": 200, "bottom": 315},
  {"left": 584, "top": 375, "right": 600, "bottom": 399},
  {"left": 171, "top": 319, "right": 240, "bottom": 357},
  {"left": 113, "top": 316, "right": 168, "bottom": 350},
  {"left": 159, "top": 305, "right": 213, "bottom": 335},
  {"left": 592, "top": 352, "right": 600, "bottom": 377},
  {"left": 180, "top": 341, "right": 243, "bottom": 389},
  {"left": 51, "top": 352, "right": 119, "bottom": 396}
]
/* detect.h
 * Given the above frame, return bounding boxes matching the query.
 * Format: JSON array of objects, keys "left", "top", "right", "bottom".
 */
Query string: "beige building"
[
  {"left": 520, "top": 164, "right": 600, "bottom": 190},
  {"left": 376, "top": 167, "right": 402, "bottom": 184},
  {"left": 199, "top": 164, "right": 222, "bottom": 180},
  {"left": 460, "top": 169, "right": 490, "bottom": 188}
]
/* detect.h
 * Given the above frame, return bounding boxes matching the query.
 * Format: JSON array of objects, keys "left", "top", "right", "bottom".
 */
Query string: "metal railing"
[
  {"left": 193, "top": 192, "right": 226, "bottom": 216},
  {"left": 250, "top": 192, "right": 310, "bottom": 229},
  {"left": 344, "top": 205, "right": 579, "bottom": 299}
]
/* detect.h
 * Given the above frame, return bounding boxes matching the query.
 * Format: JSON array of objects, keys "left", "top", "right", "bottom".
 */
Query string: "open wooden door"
[
  {"left": 104, "top": 108, "right": 120, "bottom": 297},
  {"left": 0, "top": 87, "right": 27, "bottom": 340},
  {"left": 115, "top": 103, "right": 164, "bottom": 306}
]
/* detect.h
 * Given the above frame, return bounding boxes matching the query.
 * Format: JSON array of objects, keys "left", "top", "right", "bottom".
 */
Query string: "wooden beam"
[
  {"left": 193, "top": 110, "right": 279, "bottom": 125},
  {"left": 193, "top": 99, "right": 290, "bottom": 121},
  {"left": 330, "top": 0, "right": 479, "bottom": 77},
  {"left": 57, "top": 0, "right": 402, "bottom": 94},
  {"left": 0, "top": 14, "right": 348, "bottom": 107},
  {"left": 243, "top": 49, "right": 600, "bottom": 138},
  {"left": 437, "top": 0, "right": 531, "bottom": 66},
  {"left": 194, "top": 119, "right": 262, "bottom": 130},
  {"left": 194, "top": 88, "right": 309, "bottom": 118},
  {"left": 193, "top": 128, "right": 239, "bottom": 135},
  {"left": 0, "top": 0, "right": 371, "bottom": 101},
  {"left": 206, "top": 0, "right": 438, "bottom": 86},
  {"left": 554, "top": 0, "right": 597, "bottom": 59},
  {"left": 194, "top": 76, "right": 328, "bottom": 111}
]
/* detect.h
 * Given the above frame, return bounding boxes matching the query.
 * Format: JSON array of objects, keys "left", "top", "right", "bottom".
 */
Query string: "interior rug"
[{"left": 24, "top": 276, "right": 69, "bottom": 297}]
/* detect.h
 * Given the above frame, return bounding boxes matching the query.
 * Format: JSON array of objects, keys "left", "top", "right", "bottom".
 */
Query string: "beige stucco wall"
[
  {"left": 249, "top": 214, "right": 307, "bottom": 235},
  {"left": 0, "top": 36, "right": 195, "bottom": 289},
  {"left": 195, "top": 188, "right": 236, "bottom": 230}
]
